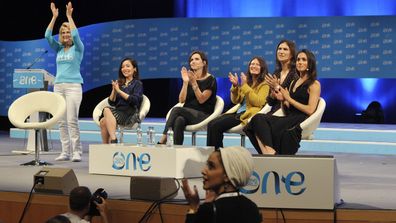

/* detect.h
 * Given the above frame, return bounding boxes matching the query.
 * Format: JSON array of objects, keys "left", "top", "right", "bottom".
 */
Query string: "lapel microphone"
[{"left": 26, "top": 50, "right": 48, "bottom": 69}]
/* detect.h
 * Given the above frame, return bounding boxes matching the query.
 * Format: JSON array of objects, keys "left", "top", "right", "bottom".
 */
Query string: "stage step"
[{"left": 9, "top": 119, "right": 396, "bottom": 155}]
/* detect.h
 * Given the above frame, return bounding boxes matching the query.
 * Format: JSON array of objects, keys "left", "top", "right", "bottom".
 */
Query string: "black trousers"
[
  {"left": 244, "top": 113, "right": 306, "bottom": 154},
  {"left": 206, "top": 113, "right": 242, "bottom": 149},
  {"left": 164, "top": 107, "right": 208, "bottom": 145},
  {"left": 244, "top": 114, "right": 274, "bottom": 154}
]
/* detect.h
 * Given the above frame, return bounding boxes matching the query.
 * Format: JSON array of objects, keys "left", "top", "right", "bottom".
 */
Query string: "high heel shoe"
[{"left": 110, "top": 138, "right": 118, "bottom": 144}]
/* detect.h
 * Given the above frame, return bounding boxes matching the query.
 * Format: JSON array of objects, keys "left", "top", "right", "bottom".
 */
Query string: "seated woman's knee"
[
  {"left": 99, "top": 118, "right": 106, "bottom": 128},
  {"left": 171, "top": 107, "right": 184, "bottom": 116},
  {"left": 174, "top": 116, "right": 186, "bottom": 128},
  {"left": 103, "top": 107, "right": 112, "bottom": 116}
]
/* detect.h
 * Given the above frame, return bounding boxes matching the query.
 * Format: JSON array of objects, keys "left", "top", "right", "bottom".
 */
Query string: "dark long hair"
[
  {"left": 188, "top": 50, "right": 208, "bottom": 75},
  {"left": 246, "top": 56, "right": 268, "bottom": 87},
  {"left": 297, "top": 49, "right": 317, "bottom": 86},
  {"left": 273, "top": 39, "right": 296, "bottom": 76},
  {"left": 118, "top": 57, "right": 139, "bottom": 86}
]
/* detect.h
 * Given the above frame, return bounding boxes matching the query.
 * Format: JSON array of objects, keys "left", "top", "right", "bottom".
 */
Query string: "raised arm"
[
  {"left": 46, "top": 3, "right": 58, "bottom": 32},
  {"left": 66, "top": 2, "right": 76, "bottom": 31},
  {"left": 229, "top": 72, "right": 245, "bottom": 104},
  {"left": 179, "top": 67, "right": 189, "bottom": 103}
]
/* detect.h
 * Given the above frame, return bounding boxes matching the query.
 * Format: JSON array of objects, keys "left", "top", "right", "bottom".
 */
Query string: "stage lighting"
[{"left": 34, "top": 167, "right": 79, "bottom": 195}]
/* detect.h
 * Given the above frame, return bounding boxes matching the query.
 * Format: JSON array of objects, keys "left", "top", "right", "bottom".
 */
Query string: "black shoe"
[{"left": 110, "top": 138, "right": 118, "bottom": 144}]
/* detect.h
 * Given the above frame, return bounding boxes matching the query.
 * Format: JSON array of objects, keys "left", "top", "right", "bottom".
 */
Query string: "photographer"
[{"left": 60, "top": 186, "right": 109, "bottom": 223}]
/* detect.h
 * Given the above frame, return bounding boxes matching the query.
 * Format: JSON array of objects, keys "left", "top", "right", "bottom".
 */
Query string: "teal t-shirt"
[{"left": 45, "top": 28, "right": 84, "bottom": 84}]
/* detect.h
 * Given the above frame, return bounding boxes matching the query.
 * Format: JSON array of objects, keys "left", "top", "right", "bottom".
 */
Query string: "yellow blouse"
[{"left": 230, "top": 81, "right": 270, "bottom": 125}]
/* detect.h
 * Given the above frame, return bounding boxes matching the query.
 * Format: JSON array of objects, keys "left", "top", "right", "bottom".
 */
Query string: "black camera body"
[{"left": 88, "top": 188, "right": 108, "bottom": 216}]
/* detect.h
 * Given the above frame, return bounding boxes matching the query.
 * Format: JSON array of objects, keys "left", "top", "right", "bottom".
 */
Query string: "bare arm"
[
  {"left": 179, "top": 67, "right": 189, "bottom": 103},
  {"left": 282, "top": 81, "right": 321, "bottom": 115},
  {"left": 109, "top": 81, "right": 118, "bottom": 101},
  {"left": 191, "top": 87, "right": 213, "bottom": 104},
  {"left": 190, "top": 72, "right": 214, "bottom": 104}
]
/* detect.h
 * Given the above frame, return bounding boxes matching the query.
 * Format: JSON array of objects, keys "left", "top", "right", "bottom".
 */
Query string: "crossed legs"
[{"left": 99, "top": 107, "right": 117, "bottom": 143}]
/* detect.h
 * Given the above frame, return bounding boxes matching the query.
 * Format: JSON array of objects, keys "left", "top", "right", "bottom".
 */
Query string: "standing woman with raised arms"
[{"left": 45, "top": 2, "right": 84, "bottom": 162}]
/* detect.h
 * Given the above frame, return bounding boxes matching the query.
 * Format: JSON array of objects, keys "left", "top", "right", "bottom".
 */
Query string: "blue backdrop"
[
  {"left": 1, "top": 16, "right": 395, "bottom": 122},
  {"left": 176, "top": 0, "right": 396, "bottom": 17}
]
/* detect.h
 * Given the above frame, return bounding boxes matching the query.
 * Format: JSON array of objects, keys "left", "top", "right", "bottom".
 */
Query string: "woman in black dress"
[
  {"left": 265, "top": 39, "right": 299, "bottom": 114},
  {"left": 244, "top": 49, "right": 321, "bottom": 155},
  {"left": 158, "top": 50, "right": 217, "bottom": 145}
]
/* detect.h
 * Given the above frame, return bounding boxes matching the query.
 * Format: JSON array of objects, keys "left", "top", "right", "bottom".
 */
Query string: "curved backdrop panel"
[{"left": 0, "top": 16, "right": 395, "bottom": 117}]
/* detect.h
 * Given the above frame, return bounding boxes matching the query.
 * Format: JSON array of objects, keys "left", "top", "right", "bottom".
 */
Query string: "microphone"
[{"left": 26, "top": 50, "right": 48, "bottom": 69}]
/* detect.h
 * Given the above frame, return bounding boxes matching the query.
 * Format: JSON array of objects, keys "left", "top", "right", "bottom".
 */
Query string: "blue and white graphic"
[{"left": 1, "top": 16, "right": 395, "bottom": 117}]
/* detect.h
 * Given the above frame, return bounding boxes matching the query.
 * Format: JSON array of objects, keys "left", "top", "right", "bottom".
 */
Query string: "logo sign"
[
  {"left": 13, "top": 72, "right": 44, "bottom": 88},
  {"left": 241, "top": 170, "right": 306, "bottom": 196},
  {"left": 240, "top": 156, "right": 338, "bottom": 209},
  {"left": 112, "top": 151, "right": 151, "bottom": 172}
]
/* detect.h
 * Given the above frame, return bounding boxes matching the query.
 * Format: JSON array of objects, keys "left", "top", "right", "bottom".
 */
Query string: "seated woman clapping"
[
  {"left": 244, "top": 49, "right": 321, "bottom": 155},
  {"left": 99, "top": 58, "right": 143, "bottom": 144},
  {"left": 206, "top": 56, "right": 270, "bottom": 149},
  {"left": 158, "top": 50, "right": 217, "bottom": 145}
]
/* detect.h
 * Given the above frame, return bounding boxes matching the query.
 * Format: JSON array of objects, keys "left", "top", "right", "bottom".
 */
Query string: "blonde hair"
[{"left": 58, "top": 22, "right": 73, "bottom": 45}]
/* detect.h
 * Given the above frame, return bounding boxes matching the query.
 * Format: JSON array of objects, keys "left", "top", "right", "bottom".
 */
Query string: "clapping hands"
[
  {"left": 240, "top": 72, "right": 247, "bottom": 85},
  {"left": 181, "top": 67, "right": 190, "bottom": 83},
  {"left": 228, "top": 72, "right": 247, "bottom": 87},
  {"left": 228, "top": 72, "right": 239, "bottom": 87},
  {"left": 273, "top": 86, "right": 291, "bottom": 102},
  {"left": 181, "top": 67, "right": 198, "bottom": 85},
  {"left": 265, "top": 74, "right": 280, "bottom": 89},
  {"left": 111, "top": 80, "right": 120, "bottom": 93}
]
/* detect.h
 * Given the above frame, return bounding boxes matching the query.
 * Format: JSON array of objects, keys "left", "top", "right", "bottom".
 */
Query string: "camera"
[{"left": 88, "top": 188, "right": 108, "bottom": 216}]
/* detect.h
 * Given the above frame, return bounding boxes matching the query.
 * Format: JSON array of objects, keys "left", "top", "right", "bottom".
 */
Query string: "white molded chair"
[
  {"left": 259, "top": 97, "right": 326, "bottom": 140},
  {"left": 166, "top": 95, "right": 224, "bottom": 145},
  {"left": 8, "top": 91, "right": 66, "bottom": 166},
  {"left": 224, "top": 103, "right": 272, "bottom": 147},
  {"left": 224, "top": 103, "right": 246, "bottom": 147},
  {"left": 92, "top": 95, "right": 151, "bottom": 143},
  {"left": 300, "top": 97, "right": 326, "bottom": 139}
]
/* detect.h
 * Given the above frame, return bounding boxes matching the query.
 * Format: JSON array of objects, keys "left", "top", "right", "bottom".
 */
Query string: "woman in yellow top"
[{"left": 206, "top": 56, "right": 270, "bottom": 149}]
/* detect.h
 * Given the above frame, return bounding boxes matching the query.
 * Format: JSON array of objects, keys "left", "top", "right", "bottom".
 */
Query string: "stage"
[{"left": 1, "top": 120, "right": 396, "bottom": 222}]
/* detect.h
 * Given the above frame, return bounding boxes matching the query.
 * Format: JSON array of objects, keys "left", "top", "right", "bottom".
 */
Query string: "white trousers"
[{"left": 54, "top": 83, "right": 82, "bottom": 154}]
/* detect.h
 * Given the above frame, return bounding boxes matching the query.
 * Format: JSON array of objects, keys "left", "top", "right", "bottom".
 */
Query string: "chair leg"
[
  {"left": 119, "top": 127, "right": 124, "bottom": 144},
  {"left": 191, "top": 132, "right": 196, "bottom": 146},
  {"left": 21, "top": 130, "right": 52, "bottom": 166},
  {"left": 241, "top": 135, "right": 246, "bottom": 147},
  {"left": 35, "top": 129, "right": 40, "bottom": 164}
]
